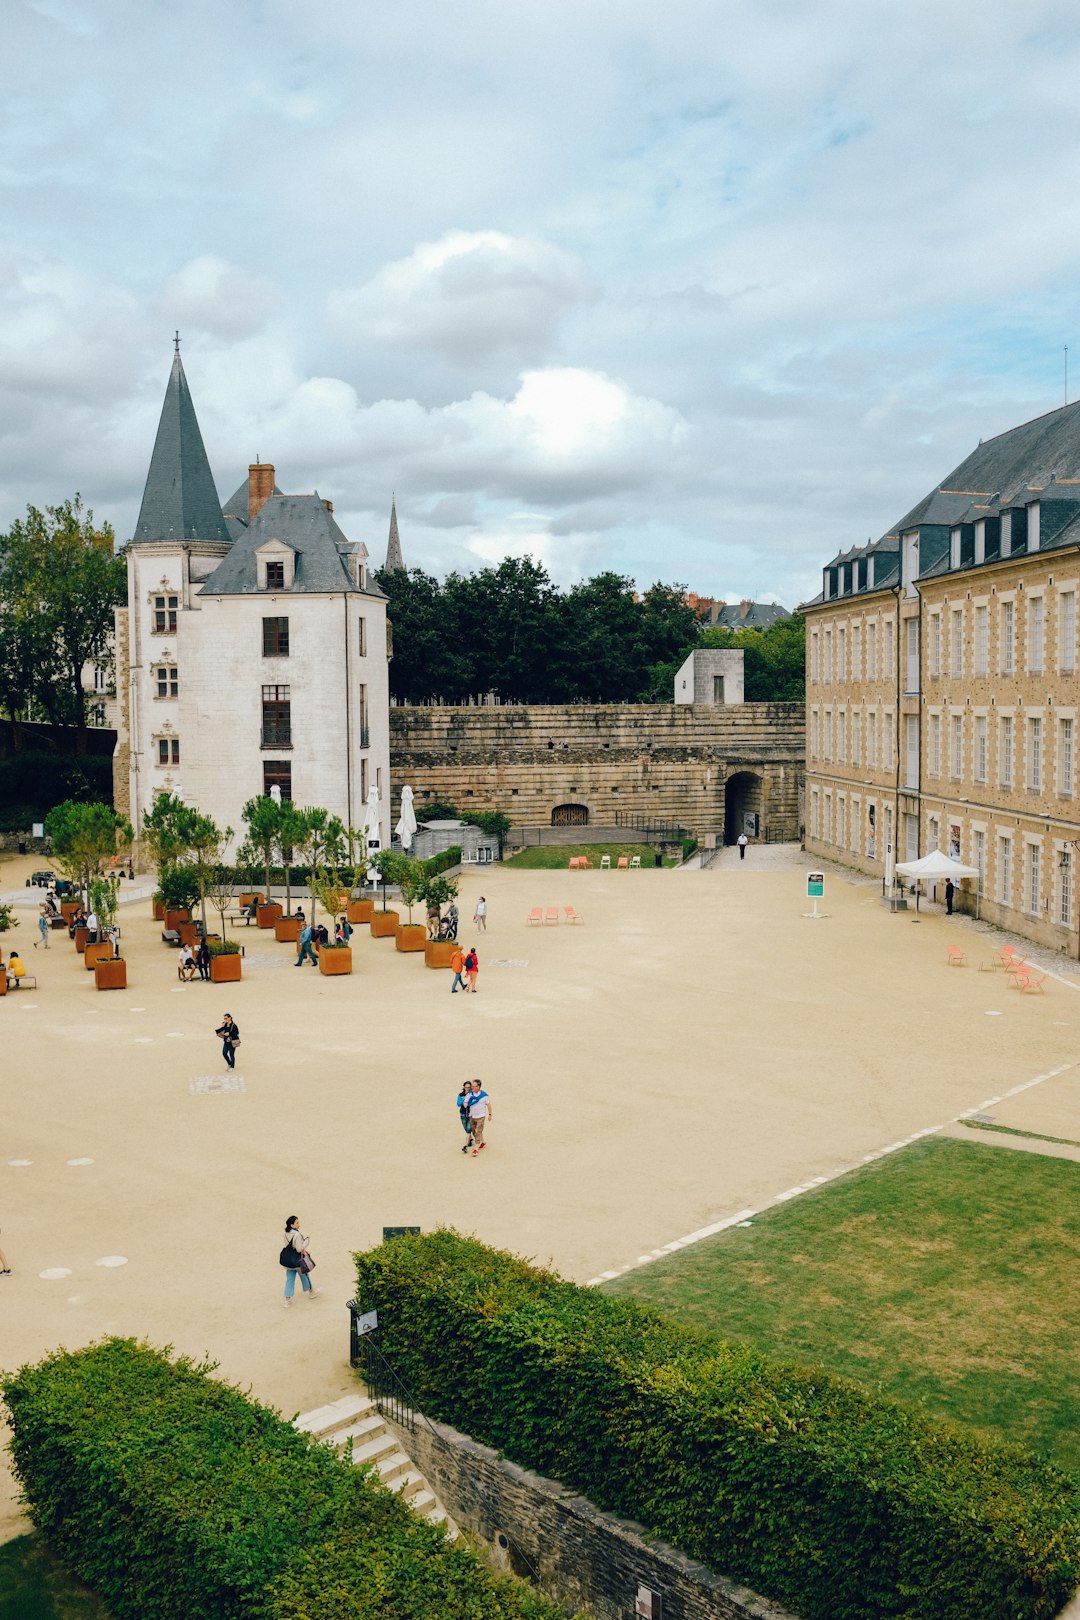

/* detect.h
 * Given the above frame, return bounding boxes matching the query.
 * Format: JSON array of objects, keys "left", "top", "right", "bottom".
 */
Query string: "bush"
[
  {"left": 353, "top": 1231, "right": 1080, "bottom": 1620},
  {"left": 681, "top": 837, "right": 698, "bottom": 860},
  {"left": 207, "top": 939, "right": 240, "bottom": 957},
  {"left": 1, "top": 1338, "right": 571, "bottom": 1620},
  {"left": 423, "top": 846, "right": 461, "bottom": 877}
]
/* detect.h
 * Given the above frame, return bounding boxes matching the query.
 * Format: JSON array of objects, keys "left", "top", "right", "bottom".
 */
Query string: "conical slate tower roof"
[
  {"left": 384, "top": 498, "right": 405, "bottom": 571},
  {"left": 132, "top": 350, "right": 230, "bottom": 544}
]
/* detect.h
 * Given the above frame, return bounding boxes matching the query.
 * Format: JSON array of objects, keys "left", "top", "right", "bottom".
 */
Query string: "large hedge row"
[
  {"left": 1, "top": 1338, "right": 570, "bottom": 1620},
  {"left": 353, "top": 1230, "right": 1080, "bottom": 1620}
]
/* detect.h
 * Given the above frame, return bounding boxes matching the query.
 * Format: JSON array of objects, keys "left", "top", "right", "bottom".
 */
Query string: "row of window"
[
  {"left": 809, "top": 791, "right": 1075, "bottom": 925},
  {"left": 811, "top": 708, "right": 1076, "bottom": 796},
  {"left": 154, "top": 684, "right": 372, "bottom": 764},
  {"left": 150, "top": 611, "right": 369, "bottom": 661},
  {"left": 260, "top": 759, "right": 381, "bottom": 802},
  {"left": 810, "top": 588, "right": 1079, "bottom": 684}
]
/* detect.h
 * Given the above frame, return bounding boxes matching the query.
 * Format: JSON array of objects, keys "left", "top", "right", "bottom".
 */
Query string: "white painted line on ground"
[
  {"left": 7, "top": 1159, "right": 32, "bottom": 1167},
  {"left": 39, "top": 1268, "right": 72, "bottom": 1280},
  {"left": 95, "top": 1256, "right": 127, "bottom": 1268},
  {"left": 66, "top": 1158, "right": 94, "bottom": 1166},
  {"left": 586, "top": 1062, "right": 1079, "bottom": 1287}
]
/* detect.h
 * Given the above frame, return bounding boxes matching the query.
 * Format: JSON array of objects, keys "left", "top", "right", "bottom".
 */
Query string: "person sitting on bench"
[
  {"left": 178, "top": 945, "right": 196, "bottom": 982},
  {"left": 8, "top": 951, "right": 26, "bottom": 985}
]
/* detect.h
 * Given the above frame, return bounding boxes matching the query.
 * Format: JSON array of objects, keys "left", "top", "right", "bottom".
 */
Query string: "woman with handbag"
[{"left": 280, "top": 1214, "right": 319, "bottom": 1307}]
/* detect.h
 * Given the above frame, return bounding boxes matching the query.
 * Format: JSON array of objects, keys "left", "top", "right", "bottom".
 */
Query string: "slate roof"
[
  {"left": 384, "top": 499, "right": 405, "bottom": 571},
  {"left": 200, "top": 494, "right": 386, "bottom": 598},
  {"left": 714, "top": 601, "right": 790, "bottom": 630},
  {"left": 132, "top": 353, "right": 230, "bottom": 544},
  {"left": 222, "top": 473, "right": 284, "bottom": 541},
  {"left": 888, "top": 399, "right": 1080, "bottom": 538}
]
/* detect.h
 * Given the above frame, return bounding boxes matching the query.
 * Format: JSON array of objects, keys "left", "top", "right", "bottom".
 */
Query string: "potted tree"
[
  {"left": 184, "top": 811, "right": 233, "bottom": 940},
  {"left": 422, "top": 873, "right": 461, "bottom": 968},
  {"left": 208, "top": 939, "right": 242, "bottom": 983},
  {"left": 159, "top": 865, "right": 199, "bottom": 932},
  {"left": 240, "top": 795, "right": 281, "bottom": 912},
  {"left": 368, "top": 851, "right": 401, "bottom": 938},
  {"left": 84, "top": 874, "right": 117, "bottom": 971},
  {"left": 89, "top": 875, "right": 126, "bottom": 991},
  {"left": 311, "top": 867, "right": 353, "bottom": 975},
  {"left": 344, "top": 825, "right": 374, "bottom": 924},
  {"left": 143, "top": 793, "right": 191, "bottom": 921},
  {"left": 265, "top": 804, "right": 307, "bottom": 927},
  {"left": 393, "top": 858, "right": 428, "bottom": 953},
  {"left": 45, "top": 799, "right": 133, "bottom": 940}
]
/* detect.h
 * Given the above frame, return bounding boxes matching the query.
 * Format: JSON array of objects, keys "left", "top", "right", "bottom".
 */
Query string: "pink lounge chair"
[
  {"left": 544, "top": 908, "right": 559, "bottom": 926},
  {"left": 564, "top": 906, "right": 583, "bottom": 925},
  {"left": 947, "top": 946, "right": 966, "bottom": 967},
  {"left": 527, "top": 908, "right": 543, "bottom": 926}
]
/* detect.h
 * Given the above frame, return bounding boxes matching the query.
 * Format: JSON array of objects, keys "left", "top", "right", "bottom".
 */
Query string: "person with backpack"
[
  {"left": 464, "top": 946, "right": 479, "bottom": 994},
  {"left": 466, "top": 1080, "right": 492, "bottom": 1155},
  {"left": 295, "top": 923, "right": 318, "bottom": 967},
  {"left": 449, "top": 945, "right": 467, "bottom": 994},
  {"left": 279, "top": 1214, "right": 319, "bottom": 1306}
]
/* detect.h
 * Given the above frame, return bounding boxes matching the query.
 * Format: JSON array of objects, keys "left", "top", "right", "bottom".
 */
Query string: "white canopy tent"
[{"left": 895, "top": 849, "right": 981, "bottom": 915}]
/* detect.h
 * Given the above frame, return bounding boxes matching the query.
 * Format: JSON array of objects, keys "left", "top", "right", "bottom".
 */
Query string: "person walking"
[
  {"left": 464, "top": 946, "right": 479, "bottom": 994},
  {"left": 455, "top": 1082, "right": 474, "bottom": 1152},
  {"left": 449, "top": 945, "right": 467, "bottom": 994},
  {"left": 447, "top": 901, "right": 459, "bottom": 940},
  {"left": 466, "top": 1080, "right": 492, "bottom": 1155},
  {"left": 737, "top": 832, "right": 748, "bottom": 860},
  {"left": 35, "top": 905, "right": 49, "bottom": 949},
  {"left": 195, "top": 938, "right": 211, "bottom": 982},
  {"left": 473, "top": 896, "right": 487, "bottom": 931},
  {"left": 945, "top": 878, "right": 955, "bottom": 916},
  {"left": 280, "top": 1215, "right": 319, "bottom": 1306},
  {"left": 295, "top": 923, "right": 318, "bottom": 967},
  {"left": 215, "top": 1013, "right": 240, "bottom": 1069}
]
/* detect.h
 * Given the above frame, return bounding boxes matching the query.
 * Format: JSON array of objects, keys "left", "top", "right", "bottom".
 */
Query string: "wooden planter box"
[
  {"left": 152, "top": 899, "right": 166, "bottom": 921},
  {"left": 347, "top": 899, "right": 374, "bottom": 924},
  {"left": 274, "top": 917, "right": 301, "bottom": 943},
  {"left": 84, "top": 941, "right": 114, "bottom": 971},
  {"left": 396, "top": 923, "right": 427, "bottom": 953},
  {"left": 210, "top": 953, "right": 242, "bottom": 983},
  {"left": 318, "top": 946, "right": 353, "bottom": 975},
  {"left": 257, "top": 903, "right": 282, "bottom": 929},
  {"left": 178, "top": 922, "right": 198, "bottom": 948},
  {"left": 164, "top": 909, "right": 190, "bottom": 931},
  {"left": 95, "top": 958, "right": 127, "bottom": 991},
  {"left": 424, "top": 938, "right": 458, "bottom": 969},
  {"left": 238, "top": 894, "right": 263, "bottom": 910},
  {"left": 0, "top": 973, "right": 7, "bottom": 997},
  {"left": 74, "top": 926, "right": 89, "bottom": 954},
  {"left": 369, "top": 909, "right": 399, "bottom": 939},
  {"left": 61, "top": 901, "right": 80, "bottom": 923}
]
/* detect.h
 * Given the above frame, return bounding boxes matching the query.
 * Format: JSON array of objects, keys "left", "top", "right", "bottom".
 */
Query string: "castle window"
[
  {"left": 155, "top": 666, "right": 178, "bottom": 699},
  {"left": 262, "top": 617, "right": 290, "bottom": 657},
  {"left": 263, "top": 760, "right": 292, "bottom": 800},
  {"left": 153, "top": 595, "right": 178, "bottom": 634},
  {"left": 157, "top": 737, "right": 180, "bottom": 766},
  {"left": 265, "top": 561, "right": 285, "bottom": 590}
]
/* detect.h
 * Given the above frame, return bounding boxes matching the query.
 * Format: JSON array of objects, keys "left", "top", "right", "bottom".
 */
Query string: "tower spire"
[
  {"left": 133, "top": 347, "right": 229, "bottom": 544},
  {"left": 384, "top": 496, "right": 405, "bottom": 572}
]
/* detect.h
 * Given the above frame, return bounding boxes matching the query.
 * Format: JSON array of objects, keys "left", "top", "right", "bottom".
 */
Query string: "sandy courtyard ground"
[{"left": 1, "top": 848, "right": 1076, "bottom": 1539}]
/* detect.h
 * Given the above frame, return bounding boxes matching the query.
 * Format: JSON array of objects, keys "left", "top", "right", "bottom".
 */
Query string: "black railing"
[
  {"left": 358, "top": 725, "right": 370, "bottom": 749},
  {"left": 614, "top": 811, "right": 686, "bottom": 838},
  {"left": 260, "top": 727, "right": 292, "bottom": 749}
]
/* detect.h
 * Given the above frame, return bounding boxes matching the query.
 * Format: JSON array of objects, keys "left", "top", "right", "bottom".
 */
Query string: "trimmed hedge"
[
  {"left": 423, "top": 845, "right": 462, "bottom": 876},
  {"left": 1, "top": 1338, "right": 571, "bottom": 1620},
  {"left": 353, "top": 1231, "right": 1080, "bottom": 1620}
]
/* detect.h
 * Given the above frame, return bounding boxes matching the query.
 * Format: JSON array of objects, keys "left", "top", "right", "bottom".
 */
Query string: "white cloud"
[
  {"left": 326, "top": 230, "right": 591, "bottom": 364},
  {"left": 160, "top": 256, "right": 280, "bottom": 341}
]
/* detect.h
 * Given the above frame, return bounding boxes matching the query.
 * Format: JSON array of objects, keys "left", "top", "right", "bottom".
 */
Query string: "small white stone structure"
[{"left": 673, "top": 648, "right": 745, "bottom": 705}]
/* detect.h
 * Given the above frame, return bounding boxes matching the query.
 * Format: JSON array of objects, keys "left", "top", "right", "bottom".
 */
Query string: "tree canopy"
[{"left": 377, "top": 561, "right": 802, "bottom": 705}]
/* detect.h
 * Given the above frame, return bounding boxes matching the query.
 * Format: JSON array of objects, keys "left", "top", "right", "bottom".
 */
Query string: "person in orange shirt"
[{"left": 449, "top": 946, "right": 467, "bottom": 994}]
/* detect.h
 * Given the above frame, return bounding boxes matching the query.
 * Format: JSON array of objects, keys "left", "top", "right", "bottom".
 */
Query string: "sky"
[{"left": 5, "top": 0, "right": 1080, "bottom": 608}]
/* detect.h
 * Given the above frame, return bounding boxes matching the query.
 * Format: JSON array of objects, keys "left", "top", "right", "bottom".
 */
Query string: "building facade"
[
  {"left": 804, "top": 401, "right": 1080, "bottom": 955},
  {"left": 113, "top": 350, "right": 392, "bottom": 852}
]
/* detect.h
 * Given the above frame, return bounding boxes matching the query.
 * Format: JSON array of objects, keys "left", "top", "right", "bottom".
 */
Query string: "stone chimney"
[
  {"left": 249, "top": 463, "right": 275, "bottom": 523},
  {"left": 739, "top": 598, "right": 752, "bottom": 621},
  {"left": 323, "top": 498, "right": 334, "bottom": 514}
]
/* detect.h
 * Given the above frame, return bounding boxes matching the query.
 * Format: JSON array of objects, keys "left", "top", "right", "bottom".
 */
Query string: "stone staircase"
[{"left": 294, "top": 1392, "right": 457, "bottom": 1538}]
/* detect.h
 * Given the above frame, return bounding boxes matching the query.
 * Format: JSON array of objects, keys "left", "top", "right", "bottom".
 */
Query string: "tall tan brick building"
[{"left": 804, "top": 401, "right": 1080, "bottom": 956}]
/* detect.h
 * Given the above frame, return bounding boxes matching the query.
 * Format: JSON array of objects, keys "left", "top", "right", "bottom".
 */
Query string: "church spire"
[
  {"left": 132, "top": 348, "right": 230, "bottom": 544},
  {"left": 384, "top": 497, "right": 405, "bottom": 572}
]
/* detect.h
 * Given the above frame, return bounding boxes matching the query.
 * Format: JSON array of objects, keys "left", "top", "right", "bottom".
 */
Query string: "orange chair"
[
  {"left": 526, "top": 908, "right": 543, "bottom": 926},
  {"left": 617, "top": 856, "right": 629, "bottom": 870},
  {"left": 1014, "top": 969, "right": 1047, "bottom": 993},
  {"left": 947, "top": 946, "right": 966, "bottom": 967},
  {"left": 544, "top": 908, "right": 560, "bottom": 926},
  {"left": 568, "top": 857, "right": 581, "bottom": 869},
  {"left": 564, "top": 906, "right": 583, "bottom": 925}
]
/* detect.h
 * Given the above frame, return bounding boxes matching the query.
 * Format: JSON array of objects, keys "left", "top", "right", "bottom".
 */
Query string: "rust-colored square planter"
[
  {"left": 84, "top": 941, "right": 114, "bottom": 971},
  {"left": 210, "top": 954, "right": 242, "bottom": 983},
  {"left": 164, "top": 909, "right": 190, "bottom": 931},
  {"left": 274, "top": 917, "right": 301, "bottom": 943},
  {"left": 369, "top": 910, "right": 399, "bottom": 939},
  {"left": 74, "top": 926, "right": 89, "bottom": 954},
  {"left": 238, "top": 894, "right": 263, "bottom": 910},
  {"left": 347, "top": 898, "right": 374, "bottom": 924},
  {"left": 396, "top": 923, "right": 427, "bottom": 953},
  {"left": 152, "top": 899, "right": 166, "bottom": 921},
  {"left": 0, "top": 973, "right": 7, "bottom": 996},
  {"left": 257, "top": 903, "right": 283, "bottom": 929},
  {"left": 318, "top": 946, "right": 353, "bottom": 975},
  {"left": 424, "top": 938, "right": 458, "bottom": 969},
  {"left": 61, "top": 901, "right": 79, "bottom": 923},
  {"left": 95, "top": 958, "right": 127, "bottom": 991},
  {"left": 178, "top": 922, "right": 198, "bottom": 948}
]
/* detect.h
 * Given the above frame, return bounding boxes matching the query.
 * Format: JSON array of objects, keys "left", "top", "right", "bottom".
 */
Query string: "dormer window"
[
  {"left": 256, "top": 540, "right": 295, "bottom": 591},
  {"left": 266, "top": 561, "right": 285, "bottom": 590}
]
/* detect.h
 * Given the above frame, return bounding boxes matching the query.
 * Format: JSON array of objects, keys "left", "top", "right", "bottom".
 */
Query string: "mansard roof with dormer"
[
  {"left": 132, "top": 351, "right": 230, "bottom": 545},
  {"left": 199, "top": 493, "right": 386, "bottom": 599}
]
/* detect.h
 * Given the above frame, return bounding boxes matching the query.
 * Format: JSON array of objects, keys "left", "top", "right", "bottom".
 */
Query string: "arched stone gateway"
[
  {"left": 724, "top": 771, "right": 763, "bottom": 844},
  {"left": 551, "top": 803, "right": 589, "bottom": 827}
]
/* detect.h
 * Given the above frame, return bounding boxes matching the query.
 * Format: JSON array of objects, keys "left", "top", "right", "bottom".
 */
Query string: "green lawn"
[
  {"left": 606, "top": 1136, "right": 1080, "bottom": 1474},
  {"left": 0, "top": 1537, "right": 108, "bottom": 1620},
  {"left": 504, "top": 842, "right": 677, "bottom": 869}
]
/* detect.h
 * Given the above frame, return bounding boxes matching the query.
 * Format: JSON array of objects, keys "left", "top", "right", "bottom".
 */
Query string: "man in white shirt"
[
  {"left": 86, "top": 909, "right": 99, "bottom": 942},
  {"left": 467, "top": 1080, "right": 492, "bottom": 1156},
  {"left": 178, "top": 944, "right": 196, "bottom": 981},
  {"left": 736, "top": 832, "right": 749, "bottom": 860}
]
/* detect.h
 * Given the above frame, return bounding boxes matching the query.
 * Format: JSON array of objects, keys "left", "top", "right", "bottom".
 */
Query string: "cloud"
[
  {"left": 160, "top": 256, "right": 280, "bottom": 341},
  {"left": 326, "top": 230, "right": 592, "bottom": 365}
]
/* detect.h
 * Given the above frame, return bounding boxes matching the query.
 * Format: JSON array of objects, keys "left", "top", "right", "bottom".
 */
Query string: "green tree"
[
  {"left": 184, "top": 811, "right": 233, "bottom": 935},
  {"left": 0, "top": 498, "right": 125, "bottom": 751},
  {"left": 375, "top": 567, "right": 473, "bottom": 703},
  {"left": 275, "top": 803, "right": 308, "bottom": 918},
  {"left": 142, "top": 792, "right": 193, "bottom": 872},
  {"left": 241, "top": 795, "right": 282, "bottom": 898},
  {"left": 445, "top": 556, "right": 556, "bottom": 701},
  {"left": 293, "top": 808, "right": 346, "bottom": 931},
  {"left": 44, "top": 800, "right": 133, "bottom": 896}
]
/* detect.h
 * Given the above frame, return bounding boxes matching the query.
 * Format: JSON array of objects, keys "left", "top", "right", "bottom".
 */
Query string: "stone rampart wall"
[{"left": 388, "top": 703, "right": 804, "bottom": 842}]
